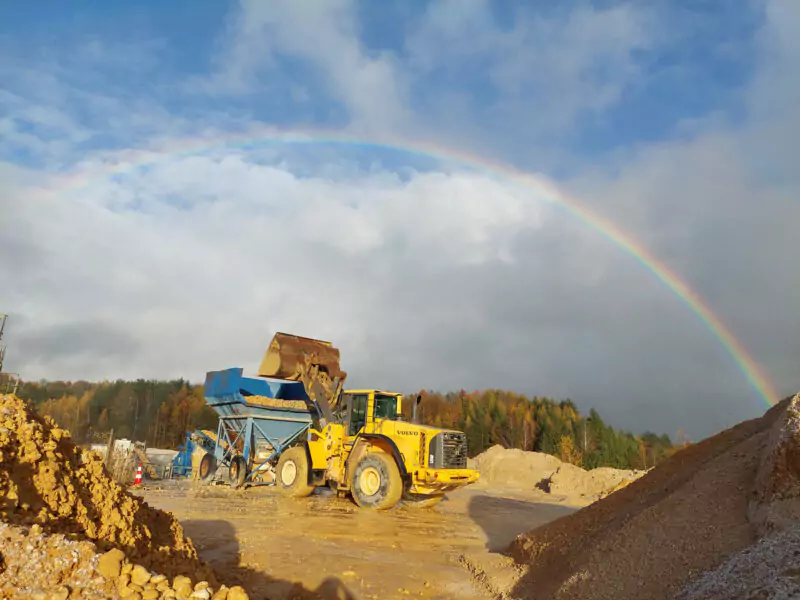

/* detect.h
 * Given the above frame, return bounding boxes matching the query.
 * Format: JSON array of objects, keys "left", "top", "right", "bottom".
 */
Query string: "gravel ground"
[{"left": 674, "top": 524, "right": 800, "bottom": 600}]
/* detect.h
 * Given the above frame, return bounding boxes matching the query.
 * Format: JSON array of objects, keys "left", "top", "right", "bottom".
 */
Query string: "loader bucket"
[{"left": 258, "top": 332, "right": 347, "bottom": 381}]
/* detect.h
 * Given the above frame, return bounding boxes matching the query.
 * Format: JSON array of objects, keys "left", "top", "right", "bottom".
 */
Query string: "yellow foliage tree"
[{"left": 558, "top": 435, "right": 583, "bottom": 467}]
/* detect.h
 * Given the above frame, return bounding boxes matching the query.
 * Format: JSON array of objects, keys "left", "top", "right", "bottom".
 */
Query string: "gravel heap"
[
  {"left": 506, "top": 394, "right": 798, "bottom": 600},
  {"left": 674, "top": 393, "right": 800, "bottom": 600}
]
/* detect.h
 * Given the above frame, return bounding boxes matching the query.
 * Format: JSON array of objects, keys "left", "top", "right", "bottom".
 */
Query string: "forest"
[{"left": 12, "top": 378, "right": 677, "bottom": 470}]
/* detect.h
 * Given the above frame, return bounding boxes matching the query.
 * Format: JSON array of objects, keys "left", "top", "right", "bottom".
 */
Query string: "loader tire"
[
  {"left": 198, "top": 452, "right": 217, "bottom": 481},
  {"left": 229, "top": 456, "right": 247, "bottom": 489},
  {"left": 402, "top": 492, "right": 444, "bottom": 509},
  {"left": 276, "top": 446, "right": 315, "bottom": 498},
  {"left": 351, "top": 452, "right": 403, "bottom": 510}
]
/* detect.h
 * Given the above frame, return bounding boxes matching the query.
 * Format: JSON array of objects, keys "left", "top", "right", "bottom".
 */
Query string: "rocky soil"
[{"left": 0, "top": 394, "right": 251, "bottom": 600}]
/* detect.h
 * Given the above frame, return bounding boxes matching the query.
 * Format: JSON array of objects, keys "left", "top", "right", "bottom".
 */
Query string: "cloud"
[
  {"left": 405, "top": 0, "right": 655, "bottom": 128},
  {"left": 195, "top": 0, "right": 410, "bottom": 133},
  {"left": 1, "top": 0, "right": 798, "bottom": 443}
]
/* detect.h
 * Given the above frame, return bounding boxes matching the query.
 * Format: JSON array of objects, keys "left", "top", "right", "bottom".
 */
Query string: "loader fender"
[{"left": 346, "top": 434, "right": 408, "bottom": 485}]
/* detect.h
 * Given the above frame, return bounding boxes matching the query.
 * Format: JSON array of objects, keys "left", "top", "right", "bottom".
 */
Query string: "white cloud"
[
  {"left": 197, "top": 0, "right": 410, "bottom": 133},
  {"left": 404, "top": 0, "right": 656, "bottom": 135},
  {"left": 2, "top": 0, "right": 799, "bottom": 442},
  {"left": 0, "top": 155, "right": 544, "bottom": 380}
]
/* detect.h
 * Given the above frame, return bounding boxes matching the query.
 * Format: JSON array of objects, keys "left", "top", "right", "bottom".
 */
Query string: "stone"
[
  {"left": 227, "top": 586, "right": 249, "bottom": 600},
  {"left": 49, "top": 588, "right": 69, "bottom": 600},
  {"left": 97, "top": 548, "right": 126, "bottom": 579},
  {"left": 131, "top": 564, "right": 151, "bottom": 587},
  {"left": 142, "top": 590, "right": 159, "bottom": 600},
  {"left": 122, "top": 563, "right": 134, "bottom": 575},
  {"left": 211, "top": 586, "right": 229, "bottom": 600},
  {"left": 194, "top": 581, "right": 210, "bottom": 590},
  {"left": 191, "top": 589, "right": 211, "bottom": 600},
  {"left": 150, "top": 574, "right": 167, "bottom": 585},
  {"left": 173, "top": 575, "right": 194, "bottom": 599}
]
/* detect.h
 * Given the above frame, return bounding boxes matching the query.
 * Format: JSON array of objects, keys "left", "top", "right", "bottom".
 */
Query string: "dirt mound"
[
  {"left": 673, "top": 394, "right": 800, "bottom": 600},
  {"left": 749, "top": 393, "right": 800, "bottom": 533},
  {"left": 469, "top": 445, "right": 563, "bottom": 489},
  {"left": 0, "top": 394, "right": 213, "bottom": 584},
  {"left": 506, "top": 394, "right": 798, "bottom": 600},
  {"left": 541, "top": 464, "right": 645, "bottom": 499},
  {"left": 469, "top": 444, "right": 645, "bottom": 500}
]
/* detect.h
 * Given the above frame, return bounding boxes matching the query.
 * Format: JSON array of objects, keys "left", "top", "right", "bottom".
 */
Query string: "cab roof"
[{"left": 343, "top": 389, "right": 402, "bottom": 396}]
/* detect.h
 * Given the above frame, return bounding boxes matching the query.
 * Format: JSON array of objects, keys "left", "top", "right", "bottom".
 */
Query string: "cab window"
[
  {"left": 348, "top": 394, "right": 368, "bottom": 435},
  {"left": 374, "top": 394, "right": 398, "bottom": 420}
]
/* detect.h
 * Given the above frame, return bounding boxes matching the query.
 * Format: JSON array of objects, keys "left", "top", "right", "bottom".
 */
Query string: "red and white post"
[{"left": 133, "top": 462, "right": 143, "bottom": 486}]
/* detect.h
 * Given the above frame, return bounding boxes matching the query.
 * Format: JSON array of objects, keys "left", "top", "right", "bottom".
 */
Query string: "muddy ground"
[{"left": 133, "top": 480, "right": 584, "bottom": 600}]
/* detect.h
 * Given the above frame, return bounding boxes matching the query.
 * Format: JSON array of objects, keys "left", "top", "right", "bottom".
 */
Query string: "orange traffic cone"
[{"left": 133, "top": 462, "right": 143, "bottom": 486}]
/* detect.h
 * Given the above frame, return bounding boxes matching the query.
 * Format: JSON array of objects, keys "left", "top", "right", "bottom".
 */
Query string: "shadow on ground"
[
  {"left": 182, "top": 519, "right": 357, "bottom": 600},
  {"left": 467, "top": 493, "right": 575, "bottom": 552}
]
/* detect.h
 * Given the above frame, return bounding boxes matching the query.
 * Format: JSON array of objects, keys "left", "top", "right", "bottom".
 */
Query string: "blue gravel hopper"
[{"left": 199, "top": 365, "right": 318, "bottom": 487}]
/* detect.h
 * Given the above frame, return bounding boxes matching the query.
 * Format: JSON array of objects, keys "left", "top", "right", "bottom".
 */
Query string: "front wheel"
[
  {"left": 229, "top": 455, "right": 247, "bottom": 489},
  {"left": 351, "top": 452, "right": 403, "bottom": 510},
  {"left": 402, "top": 492, "right": 445, "bottom": 509},
  {"left": 276, "top": 446, "right": 315, "bottom": 498}
]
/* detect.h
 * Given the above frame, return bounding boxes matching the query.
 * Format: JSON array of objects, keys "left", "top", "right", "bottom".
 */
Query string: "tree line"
[
  {"left": 13, "top": 379, "right": 678, "bottom": 469},
  {"left": 15, "top": 378, "right": 218, "bottom": 449},
  {"left": 404, "top": 389, "right": 677, "bottom": 470}
]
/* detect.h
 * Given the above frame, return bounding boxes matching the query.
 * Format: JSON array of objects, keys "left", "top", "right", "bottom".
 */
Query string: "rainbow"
[{"left": 48, "top": 127, "right": 779, "bottom": 407}]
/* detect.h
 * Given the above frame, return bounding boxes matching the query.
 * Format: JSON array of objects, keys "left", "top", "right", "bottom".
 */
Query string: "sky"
[{"left": 1, "top": 0, "right": 798, "bottom": 440}]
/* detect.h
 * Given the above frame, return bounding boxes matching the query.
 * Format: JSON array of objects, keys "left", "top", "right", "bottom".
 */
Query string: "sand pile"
[
  {"left": 469, "top": 444, "right": 645, "bottom": 500},
  {"left": 506, "top": 393, "right": 800, "bottom": 600},
  {"left": 0, "top": 394, "right": 250, "bottom": 599}
]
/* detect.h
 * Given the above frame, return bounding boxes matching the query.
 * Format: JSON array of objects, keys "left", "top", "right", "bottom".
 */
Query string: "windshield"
[{"left": 374, "top": 394, "right": 399, "bottom": 420}]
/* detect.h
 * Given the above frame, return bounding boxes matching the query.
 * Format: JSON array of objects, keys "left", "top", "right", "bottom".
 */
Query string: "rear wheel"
[
  {"left": 351, "top": 452, "right": 403, "bottom": 510},
  {"left": 402, "top": 491, "right": 444, "bottom": 509},
  {"left": 228, "top": 456, "right": 247, "bottom": 489},
  {"left": 198, "top": 452, "right": 217, "bottom": 481},
  {"left": 276, "top": 446, "right": 315, "bottom": 498}
]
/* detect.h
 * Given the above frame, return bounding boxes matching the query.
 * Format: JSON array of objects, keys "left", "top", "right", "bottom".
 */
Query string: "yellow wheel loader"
[{"left": 257, "top": 333, "right": 480, "bottom": 509}]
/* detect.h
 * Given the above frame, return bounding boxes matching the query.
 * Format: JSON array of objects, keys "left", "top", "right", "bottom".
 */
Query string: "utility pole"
[
  {"left": 0, "top": 313, "right": 7, "bottom": 374},
  {"left": 583, "top": 420, "right": 588, "bottom": 453}
]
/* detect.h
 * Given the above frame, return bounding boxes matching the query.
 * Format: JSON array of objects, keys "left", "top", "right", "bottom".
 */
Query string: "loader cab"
[{"left": 340, "top": 390, "right": 402, "bottom": 436}]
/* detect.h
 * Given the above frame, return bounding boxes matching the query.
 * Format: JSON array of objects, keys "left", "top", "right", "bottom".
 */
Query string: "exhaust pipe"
[{"left": 412, "top": 394, "right": 422, "bottom": 424}]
